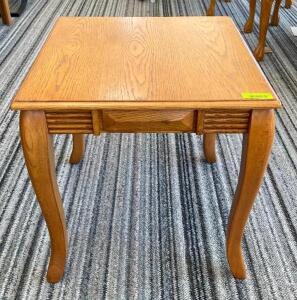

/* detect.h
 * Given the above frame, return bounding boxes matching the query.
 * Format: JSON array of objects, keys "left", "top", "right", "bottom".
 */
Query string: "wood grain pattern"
[
  {"left": 0, "top": 0, "right": 12, "bottom": 25},
  {"left": 20, "top": 111, "right": 67, "bottom": 283},
  {"left": 92, "top": 110, "right": 102, "bottom": 135},
  {"left": 196, "top": 111, "right": 204, "bottom": 134},
  {"left": 227, "top": 109, "right": 275, "bottom": 278},
  {"left": 102, "top": 110, "right": 194, "bottom": 132},
  {"left": 43, "top": 109, "right": 252, "bottom": 134},
  {"left": 12, "top": 17, "right": 280, "bottom": 110}
]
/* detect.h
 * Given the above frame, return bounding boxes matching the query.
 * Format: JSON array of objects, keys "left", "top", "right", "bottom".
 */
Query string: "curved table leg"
[
  {"left": 70, "top": 134, "right": 85, "bottom": 164},
  {"left": 203, "top": 134, "right": 217, "bottom": 163},
  {"left": 271, "top": 0, "right": 281, "bottom": 26},
  {"left": 285, "top": 0, "right": 292, "bottom": 8},
  {"left": 20, "top": 111, "right": 68, "bottom": 283},
  {"left": 244, "top": 0, "right": 256, "bottom": 33},
  {"left": 0, "top": 0, "right": 12, "bottom": 25},
  {"left": 206, "top": 0, "right": 216, "bottom": 16},
  {"left": 227, "top": 110, "right": 275, "bottom": 279},
  {"left": 254, "top": 0, "right": 274, "bottom": 61}
]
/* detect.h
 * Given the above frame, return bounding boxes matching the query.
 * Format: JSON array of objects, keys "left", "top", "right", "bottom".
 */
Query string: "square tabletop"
[{"left": 11, "top": 16, "right": 281, "bottom": 110}]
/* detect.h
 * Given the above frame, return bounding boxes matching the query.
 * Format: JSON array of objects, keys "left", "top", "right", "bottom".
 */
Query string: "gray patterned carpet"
[{"left": 1, "top": 0, "right": 297, "bottom": 299}]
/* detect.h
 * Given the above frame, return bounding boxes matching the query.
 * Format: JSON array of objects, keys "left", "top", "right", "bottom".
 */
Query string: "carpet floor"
[{"left": 0, "top": 0, "right": 297, "bottom": 299}]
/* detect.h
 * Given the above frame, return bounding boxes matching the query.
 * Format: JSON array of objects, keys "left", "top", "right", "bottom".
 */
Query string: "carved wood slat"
[
  {"left": 45, "top": 111, "right": 93, "bottom": 134},
  {"left": 197, "top": 110, "right": 251, "bottom": 134}
]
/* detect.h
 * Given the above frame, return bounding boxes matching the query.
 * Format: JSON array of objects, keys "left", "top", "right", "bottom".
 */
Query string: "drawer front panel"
[{"left": 102, "top": 110, "right": 195, "bottom": 132}]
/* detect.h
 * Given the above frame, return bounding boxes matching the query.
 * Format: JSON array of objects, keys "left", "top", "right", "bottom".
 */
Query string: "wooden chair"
[
  {"left": 207, "top": 0, "right": 294, "bottom": 61},
  {"left": 0, "top": 0, "right": 12, "bottom": 25}
]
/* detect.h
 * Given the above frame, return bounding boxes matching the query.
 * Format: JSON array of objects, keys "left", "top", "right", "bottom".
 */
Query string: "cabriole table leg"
[
  {"left": 70, "top": 134, "right": 85, "bottom": 164},
  {"left": 244, "top": 0, "right": 256, "bottom": 33},
  {"left": 206, "top": 0, "right": 216, "bottom": 16},
  {"left": 20, "top": 111, "right": 68, "bottom": 283},
  {"left": 203, "top": 133, "right": 217, "bottom": 163},
  {"left": 271, "top": 0, "right": 282, "bottom": 26},
  {"left": 226, "top": 109, "right": 275, "bottom": 278},
  {"left": 0, "top": 0, "right": 12, "bottom": 25},
  {"left": 253, "top": 0, "right": 274, "bottom": 61}
]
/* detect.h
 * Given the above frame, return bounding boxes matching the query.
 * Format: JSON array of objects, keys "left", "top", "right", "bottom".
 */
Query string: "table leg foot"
[
  {"left": 226, "top": 110, "right": 275, "bottom": 279},
  {"left": 70, "top": 134, "right": 85, "bottom": 164},
  {"left": 20, "top": 111, "right": 68, "bottom": 284},
  {"left": 243, "top": 0, "right": 256, "bottom": 33},
  {"left": 254, "top": 0, "right": 274, "bottom": 61},
  {"left": 203, "top": 134, "right": 217, "bottom": 163},
  {"left": 285, "top": 0, "right": 292, "bottom": 8},
  {"left": 253, "top": 45, "right": 265, "bottom": 61}
]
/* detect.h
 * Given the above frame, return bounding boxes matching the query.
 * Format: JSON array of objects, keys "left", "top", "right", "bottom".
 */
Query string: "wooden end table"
[{"left": 11, "top": 17, "right": 281, "bottom": 283}]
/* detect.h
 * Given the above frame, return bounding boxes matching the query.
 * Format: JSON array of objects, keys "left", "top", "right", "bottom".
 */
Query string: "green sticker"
[{"left": 241, "top": 92, "right": 274, "bottom": 100}]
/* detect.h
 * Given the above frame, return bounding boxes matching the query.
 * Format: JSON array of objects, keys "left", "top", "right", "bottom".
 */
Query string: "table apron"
[{"left": 44, "top": 109, "right": 251, "bottom": 134}]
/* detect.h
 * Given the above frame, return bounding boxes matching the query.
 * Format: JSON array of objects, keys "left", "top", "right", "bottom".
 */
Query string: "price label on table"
[{"left": 241, "top": 92, "right": 274, "bottom": 100}]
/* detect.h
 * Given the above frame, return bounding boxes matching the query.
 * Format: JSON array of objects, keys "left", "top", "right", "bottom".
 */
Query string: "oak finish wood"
[
  {"left": 271, "top": 0, "right": 282, "bottom": 26},
  {"left": 203, "top": 134, "right": 217, "bottom": 163},
  {"left": 243, "top": 0, "right": 285, "bottom": 60},
  {"left": 70, "top": 134, "right": 85, "bottom": 164},
  {"left": 20, "top": 111, "right": 67, "bottom": 283},
  {"left": 285, "top": 0, "right": 292, "bottom": 8},
  {"left": 243, "top": 0, "right": 257, "bottom": 33},
  {"left": 44, "top": 109, "right": 255, "bottom": 135},
  {"left": 253, "top": 0, "right": 274, "bottom": 61},
  {"left": 13, "top": 17, "right": 280, "bottom": 108},
  {"left": 11, "top": 17, "right": 281, "bottom": 283},
  {"left": 227, "top": 109, "right": 275, "bottom": 278},
  {"left": 11, "top": 100, "right": 281, "bottom": 111},
  {"left": 207, "top": 0, "right": 216, "bottom": 16},
  {"left": 0, "top": 0, "right": 12, "bottom": 25},
  {"left": 102, "top": 110, "right": 194, "bottom": 132}
]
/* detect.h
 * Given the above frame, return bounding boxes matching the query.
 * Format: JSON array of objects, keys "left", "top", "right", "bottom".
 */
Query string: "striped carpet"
[{"left": 1, "top": 0, "right": 297, "bottom": 299}]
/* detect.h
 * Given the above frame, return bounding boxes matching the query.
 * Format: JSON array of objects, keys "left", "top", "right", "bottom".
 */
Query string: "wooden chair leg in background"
[
  {"left": 0, "top": 0, "right": 13, "bottom": 25},
  {"left": 207, "top": 0, "right": 216, "bottom": 16},
  {"left": 285, "top": 0, "right": 292, "bottom": 8},
  {"left": 244, "top": 0, "right": 257, "bottom": 33},
  {"left": 226, "top": 110, "right": 275, "bottom": 279},
  {"left": 70, "top": 134, "right": 85, "bottom": 164},
  {"left": 253, "top": 0, "right": 274, "bottom": 61},
  {"left": 271, "top": 0, "right": 282, "bottom": 26},
  {"left": 203, "top": 134, "right": 217, "bottom": 163},
  {"left": 20, "top": 111, "right": 68, "bottom": 283}
]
